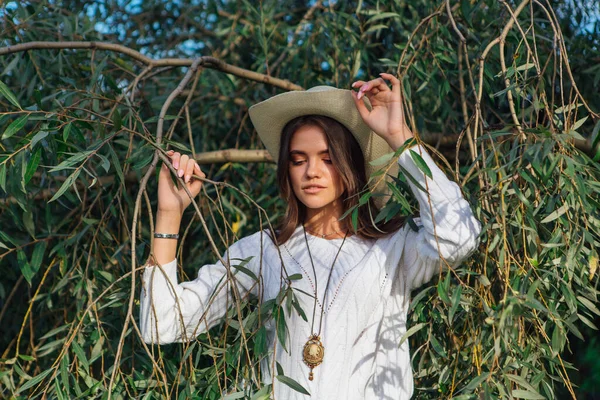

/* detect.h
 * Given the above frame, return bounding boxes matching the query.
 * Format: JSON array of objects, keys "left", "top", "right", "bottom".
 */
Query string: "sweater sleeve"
[
  {"left": 139, "top": 231, "right": 267, "bottom": 344},
  {"left": 398, "top": 145, "right": 481, "bottom": 289}
]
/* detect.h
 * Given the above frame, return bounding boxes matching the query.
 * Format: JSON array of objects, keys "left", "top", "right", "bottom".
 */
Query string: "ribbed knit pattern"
[{"left": 140, "top": 146, "right": 481, "bottom": 399}]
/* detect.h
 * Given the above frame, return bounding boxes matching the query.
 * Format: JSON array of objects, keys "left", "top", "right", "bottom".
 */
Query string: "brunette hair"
[{"left": 274, "top": 115, "right": 404, "bottom": 244}]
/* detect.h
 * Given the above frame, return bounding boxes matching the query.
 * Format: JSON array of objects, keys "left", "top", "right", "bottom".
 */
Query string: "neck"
[{"left": 303, "top": 200, "right": 347, "bottom": 238}]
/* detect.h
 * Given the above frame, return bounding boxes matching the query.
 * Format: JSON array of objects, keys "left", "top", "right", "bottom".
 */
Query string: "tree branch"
[{"left": 0, "top": 41, "right": 303, "bottom": 91}]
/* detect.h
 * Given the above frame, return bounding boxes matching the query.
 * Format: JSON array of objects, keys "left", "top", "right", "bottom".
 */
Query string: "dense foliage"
[{"left": 0, "top": 0, "right": 599, "bottom": 399}]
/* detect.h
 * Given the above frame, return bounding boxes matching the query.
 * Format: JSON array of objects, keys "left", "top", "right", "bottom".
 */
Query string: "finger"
[
  {"left": 357, "top": 77, "right": 389, "bottom": 99},
  {"left": 159, "top": 161, "right": 177, "bottom": 191},
  {"left": 184, "top": 159, "right": 196, "bottom": 183},
  {"left": 351, "top": 80, "right": 366, "bottom": 89},
  {"left": 171, "top": 152, "right": 181, "bottom": 169},
  {"left": 194, "top": 163, "right": 206, "bottom": 179},
  {"left": 379, "top": 73, "right": 401, "bottom": 95},
  {"left": 351, "top": 90, "right": 371, "bottom": 121},
  {"left": 178, "top": 154, "right": 189, "bottom": 178}
]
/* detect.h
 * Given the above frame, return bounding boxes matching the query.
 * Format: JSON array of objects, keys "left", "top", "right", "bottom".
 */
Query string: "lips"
[{"left": 302, "top": 184, "right": 326, "bottom": 194}]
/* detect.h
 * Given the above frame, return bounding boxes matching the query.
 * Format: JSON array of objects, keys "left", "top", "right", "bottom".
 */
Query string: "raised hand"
[
  {"left": 158, "top": 150, "right": 205, "bottom": 214},
  {"left": 351, "top": 73, "right": 413, "bottom": 150}
]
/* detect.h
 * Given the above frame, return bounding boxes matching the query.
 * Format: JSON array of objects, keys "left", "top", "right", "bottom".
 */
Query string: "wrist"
[
  {"left": 156, "top": 210, "right": 182, "bottom": 232},
  {"left": 386, "top": 132, "right": 414, "bottom": 151}
]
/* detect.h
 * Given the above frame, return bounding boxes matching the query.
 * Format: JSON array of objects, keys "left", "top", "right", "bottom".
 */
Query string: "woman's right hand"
[{"left": 158, "top": 150, "right": 205, "bottom": 214}]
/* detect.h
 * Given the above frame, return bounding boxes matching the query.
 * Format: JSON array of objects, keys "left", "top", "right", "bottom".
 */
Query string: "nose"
[{"left": 305, "top": 159, "right": 321, "bottom": 179}]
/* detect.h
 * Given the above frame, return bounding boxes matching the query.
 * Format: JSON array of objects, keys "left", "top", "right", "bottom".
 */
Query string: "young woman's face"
[{"left": 288, "top": 124, "right": 345, "bottom": 213}]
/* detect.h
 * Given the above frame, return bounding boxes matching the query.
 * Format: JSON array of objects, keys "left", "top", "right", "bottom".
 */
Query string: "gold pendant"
[{"left": 302, "top": 334, "right": 324, "bottom": 381}]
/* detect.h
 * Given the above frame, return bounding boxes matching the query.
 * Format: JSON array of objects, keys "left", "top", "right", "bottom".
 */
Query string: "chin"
[{"left": 298, "top": 196, "right": 339, "bottom": 211}]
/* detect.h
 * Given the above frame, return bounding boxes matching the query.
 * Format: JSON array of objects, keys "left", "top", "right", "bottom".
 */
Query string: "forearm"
[{"left": 152, "top": 210, "right": 182, "bottom": 265}]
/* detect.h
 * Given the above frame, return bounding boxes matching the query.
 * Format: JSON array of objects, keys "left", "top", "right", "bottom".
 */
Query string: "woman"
[{"left": 140, "top": 74, "right": 480, "bottom": 399}]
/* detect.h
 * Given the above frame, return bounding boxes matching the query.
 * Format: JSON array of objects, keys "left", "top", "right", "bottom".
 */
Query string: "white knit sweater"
[{"left": 140, "top": 146, "right": 481, "bottom": 399}]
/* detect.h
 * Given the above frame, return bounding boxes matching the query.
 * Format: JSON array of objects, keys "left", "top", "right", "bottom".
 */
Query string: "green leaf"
[
  {"left": 23, "top": 209, "right": 35, "bottom": 238},
  {"left": 409, "top": 149, "right": 432, "bottom": 179},
  {"left": 540, "top": 205, "right": 567, "bottom": 224},
  {"left": 30, "top": 130, "right": 49, "bottom": 149},
  {"left": 72, "top": 341, "right": 89, "bottom": 371},
  {"left": 506, "top": 373, "right": 542, "bottom": 394},
  {"left": 570, "top": 115, "right": 588, "bottom": 131},
  {"left": 18, "top": 249, "right": 34, "bottom": 285},
  {"left": 18, "top": 354, "right": 35, "bottom": 362},
  {"left": 108, "top": 144, "right": 125, "bottom": 185},
  {"left": 144, "top": 115, "right": 178, "bottom": 123},
  {"left": 275, "top": 306, "right": 287, "bottom": 351},
  {"left": 0, "top": 79, "right": 21, "bottom": 108},
  {"left": 0, "top": 163, "right": 6, "bottom": 192},
  {"left": 254, "top": 326, "right": 267, "bottom": 355},
  {"left": 223, "top": 392, "right": 246, "bottom": 400},
  {"left": 49, "top": 169, "right": 81, "bottom": 203},
  {"left": 112, "top": 109, "right": 122, "bottom": 131},
  {"left": 288, "top": 273, "right": 302, "bottom": 281},
  {"left": 430, "top": 333, "right": 447, "bottom": 358},
  {"left": 276, "top": 375, "right": 310, "bottom": 395},
  {"left": 16, "top": 368, "right": 53, "bottom": 394},
  {"left": 437, "top": 272, "right": 451, "bottom": 305},
  {"left": 512, "top": 389, "right": 545, "bottom": 399},
  {"left": 463, "top": 372, "right": 490, "bottom": 392},
  {"left": 369, "top": 151, "right": 394, "bottom": 166},
  {"left": 577, "top": 295, "right": 600, "bottom": 316},
  {"left": 250, "top": 384, "right": 272, "bottom": 400},
  {"left": 24, "top": 148, "right": 42, "bottom": 184},
  {"left": 2, "top": 114, "right": 29, "bottom": 140},
  {"left": 398, "top": 322, "right": 427, "bottom": 347},
  {"left": 62, "top": 123, "right": 72, "bottom": 142},
  {"left": 31, "top": 241, "right": 48, "bottom": 275},
  {"left": 449, "top": 285, "right": 462, "bottom": 324}
]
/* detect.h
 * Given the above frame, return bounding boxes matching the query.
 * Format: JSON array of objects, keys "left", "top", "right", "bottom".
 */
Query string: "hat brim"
[{"left": 248, "top": 87, "right": 397, "bottom": 204}]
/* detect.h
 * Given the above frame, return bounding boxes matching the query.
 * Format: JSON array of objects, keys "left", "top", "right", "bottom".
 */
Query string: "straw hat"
[{"left": 248, "top": 86, "right": 398, "bottom": 204}]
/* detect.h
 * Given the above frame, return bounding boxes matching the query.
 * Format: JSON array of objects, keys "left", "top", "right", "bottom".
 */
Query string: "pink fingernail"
[{"left": 178, "top": 169, "right": 184, "bottom": 177}]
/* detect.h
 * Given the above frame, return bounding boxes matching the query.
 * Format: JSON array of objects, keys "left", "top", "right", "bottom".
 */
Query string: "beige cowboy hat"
[{"left": 248, "top": 86, "right": 398, "bottom": 204}]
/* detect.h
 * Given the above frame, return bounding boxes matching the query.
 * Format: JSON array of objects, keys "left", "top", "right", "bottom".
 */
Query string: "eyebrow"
[{"left": 289, "top": 149, "right": 330, "bottom": 156}]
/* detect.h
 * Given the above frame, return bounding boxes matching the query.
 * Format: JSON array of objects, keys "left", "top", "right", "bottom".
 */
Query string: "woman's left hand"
[{"left": 351, "top": 73, "right": 413, "bottom": 150}]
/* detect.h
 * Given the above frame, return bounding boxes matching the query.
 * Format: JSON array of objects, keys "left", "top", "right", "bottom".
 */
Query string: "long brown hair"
[{"left": 274, "top": 115, "right": 404, "bottom": 244}]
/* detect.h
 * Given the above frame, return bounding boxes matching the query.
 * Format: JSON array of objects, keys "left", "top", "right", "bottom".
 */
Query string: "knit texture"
[{"left": 140, "top": 145, "right": 481, "bottom": 399}]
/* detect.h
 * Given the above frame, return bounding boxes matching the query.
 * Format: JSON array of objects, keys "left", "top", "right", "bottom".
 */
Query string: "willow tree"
[{"left": 0, "top": 0, "right": 599, "bottom": 399}]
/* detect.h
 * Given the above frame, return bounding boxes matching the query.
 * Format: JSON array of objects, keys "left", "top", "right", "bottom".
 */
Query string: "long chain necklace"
[
  {"left": 304, "top": 226, "right": 347, "bottom": 239},
  {"left": 301, "top": 225, "right": 348, "bottom": 381}
]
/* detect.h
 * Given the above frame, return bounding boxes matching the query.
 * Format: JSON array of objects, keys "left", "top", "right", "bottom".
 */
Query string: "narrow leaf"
[
  {"left": 0, "top": 163, "right": 6, "bottom": 192},
  {"left": 398, "top": 322, "right": 427, "bottom": 347},
  {"left": 276, "top": 375, "right": 310, "bottom": 395},
  {"left": 30, "top": 241, "right": 48, "bottom": 275},
  {"left": 0, "top": 79, "right": 21, "bottom": 108},
  {"left": 369, "top": 151, "right": 394, "bottom": 166},
  {"left": 24, "top": 148, "right": 42, "bottom": 184},
  {"left": 72, "top": 341, "right": 89, "bottom": 372},
  {"left": 409, "top": 150, "right": 432, "bottom": 179},
  {"left": 463, "top": 372, "right": 490, "bottom": 392},
  {"left": 2, "top": 114, "right": 29, "bottom": 140},
  {"left": 30, "top": 130, "right": 49, "bottom": 149},
  {"left": 16, "top": 368, "right": 53, "bottom": 394},
  {"left": 18, "top": 249, "right": 34, "bottom": 284},
  {"left": 49, "top": 169, "right": 81, "bottom": 203},
  {"left": 512, "top": 389, "right": 545, "bottom": 399}
]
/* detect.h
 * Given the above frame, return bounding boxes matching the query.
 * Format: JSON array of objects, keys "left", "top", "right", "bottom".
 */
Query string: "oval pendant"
[{"left": 302, "top": 334, "right": 324, "bottom": 380}]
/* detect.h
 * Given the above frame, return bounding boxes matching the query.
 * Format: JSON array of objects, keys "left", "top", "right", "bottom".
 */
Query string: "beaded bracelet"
[{"left": 153, "top": 233, "right": 179, "bottom": 240}]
